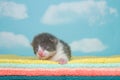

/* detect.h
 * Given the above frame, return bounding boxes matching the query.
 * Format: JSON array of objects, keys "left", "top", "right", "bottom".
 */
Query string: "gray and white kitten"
[{"left": 31, "top": 33, "right": 71, "bottom": 64}]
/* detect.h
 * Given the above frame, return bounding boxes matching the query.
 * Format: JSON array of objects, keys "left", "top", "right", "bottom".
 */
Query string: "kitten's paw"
[{"left": 58, "top": 58, "right": 68, "bottom": 65}]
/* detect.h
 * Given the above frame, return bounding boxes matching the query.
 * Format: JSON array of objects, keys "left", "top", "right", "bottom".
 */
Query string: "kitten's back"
[{"left": 59, "top": 40, "right": 71, "bottom": 60}]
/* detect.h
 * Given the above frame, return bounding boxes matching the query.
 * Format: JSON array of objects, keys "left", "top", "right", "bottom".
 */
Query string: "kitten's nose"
[{"left": 38, "top": 50, "right": 45, "bottom": 57}]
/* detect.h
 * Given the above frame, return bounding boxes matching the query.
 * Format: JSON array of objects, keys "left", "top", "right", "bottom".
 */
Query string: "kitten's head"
[{"left": 31, "top": 33, "right": 58, "bottom": 59}]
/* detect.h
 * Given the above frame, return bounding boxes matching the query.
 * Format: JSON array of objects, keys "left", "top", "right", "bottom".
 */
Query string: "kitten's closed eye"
[
  {"left": 46, "top": 46, "right": 50, "bottom": 50},
  {"left": 49, "top": 39, "right": 57, "bottom": 43},
  {"left": 46, "top": 46, "right": 55, "bottom": 51}
]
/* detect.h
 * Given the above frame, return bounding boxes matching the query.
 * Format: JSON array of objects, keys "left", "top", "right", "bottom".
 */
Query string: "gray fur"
[{"left": 59, "top": 40, "right": 71, "bottom": 60}]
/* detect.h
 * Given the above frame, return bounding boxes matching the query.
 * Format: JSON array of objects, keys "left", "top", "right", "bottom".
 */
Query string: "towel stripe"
[
  {"left": 0, "top": 63, "right": 120, "bottom": 68},
  {"left": 0, "top": 68, "right": 120, "bottom": 76},
  {"left": 1, "top": 76, "right": 120, "bottom": 80},
  {"left": 0, "top": 58, "right": 120, "bottom": 64}
]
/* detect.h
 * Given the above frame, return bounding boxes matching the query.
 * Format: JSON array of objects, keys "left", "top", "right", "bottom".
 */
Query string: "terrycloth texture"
[
  {"left": 0, "top": 76, "right": 120, "bottom": 80},
  {"left": 0, "top": 68, "right": 120, "bottom": 76},
  {"left": 1, "top": 76, "right": 120, "bottom": 80},
  {"left": 0, "top": 55, "right": 120, "bottom": 76}
]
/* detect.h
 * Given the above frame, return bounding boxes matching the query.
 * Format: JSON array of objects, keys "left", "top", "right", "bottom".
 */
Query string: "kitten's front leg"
[
  {"left": 58, "top": 58, "right": 68, "bottom": 64},
  {"left": 51, "top": 53, "right": 69, "bottom": 64}
]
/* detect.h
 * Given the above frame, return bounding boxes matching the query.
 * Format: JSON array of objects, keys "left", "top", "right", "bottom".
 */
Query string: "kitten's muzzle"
[{"left": 38, "top": 50, "right": 45, "bottom": 57}]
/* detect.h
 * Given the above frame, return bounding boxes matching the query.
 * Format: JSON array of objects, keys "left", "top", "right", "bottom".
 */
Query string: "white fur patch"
[
  {"left": 51, "top": 41, "right": 68, "bottom": 61},
  {"left": 37, "top": 45, "right": 49, "bottom": 56},
  {"left": 38, "top": 45, "right": 42, "bottom": 52},
  {"left": 37, "top": 45, "right": 50, "bottom": 59}
]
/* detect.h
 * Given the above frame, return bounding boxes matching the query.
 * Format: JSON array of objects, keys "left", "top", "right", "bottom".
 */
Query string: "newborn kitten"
[{"left": 31, "top": 33, "right": 71, "bottom": 64}]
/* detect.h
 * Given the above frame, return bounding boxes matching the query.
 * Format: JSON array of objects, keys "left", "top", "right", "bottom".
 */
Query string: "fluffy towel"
[{"left": 0, "top": 55, "right": 120, "bottom": 76}]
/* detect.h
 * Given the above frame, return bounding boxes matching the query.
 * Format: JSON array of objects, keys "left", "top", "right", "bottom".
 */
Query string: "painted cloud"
[
  {"left": 41, "top": 0, "right": 118, "bottom": 25},
  {"left": 0, "top": 32, "right": 30, "bottom": 48},
  {"left": 70, "top": 38, "right": 107, "bottom": 53},
  {"left": 0, "top": 1, "right": 28, "bottom": 19}
]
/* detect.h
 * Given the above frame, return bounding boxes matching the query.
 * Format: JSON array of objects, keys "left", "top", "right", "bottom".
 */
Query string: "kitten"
[{"left": 31, "top": 33, "right": 71, "bottom": 64}]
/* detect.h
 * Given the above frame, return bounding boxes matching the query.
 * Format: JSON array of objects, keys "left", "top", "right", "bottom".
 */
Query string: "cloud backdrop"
[
  {"left": 0, "top": 1, "right": 28, "bottom": 19},
  {"left": 0, "top": 32, "right": 30, "bottom": 48},
  {"left": 41, "top": 0, "right": 118, "bottom": 25},
  {"left": 70, "top": 38, "right": 107, "bottom": 53},
  {"left": 0, "top": 0, "right": 119, "bottom": 56}
]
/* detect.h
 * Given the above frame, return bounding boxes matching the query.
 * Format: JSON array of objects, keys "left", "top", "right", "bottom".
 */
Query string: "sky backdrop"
[{"left": 0, "top": 0, "right": 120, "bottom": 56}]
